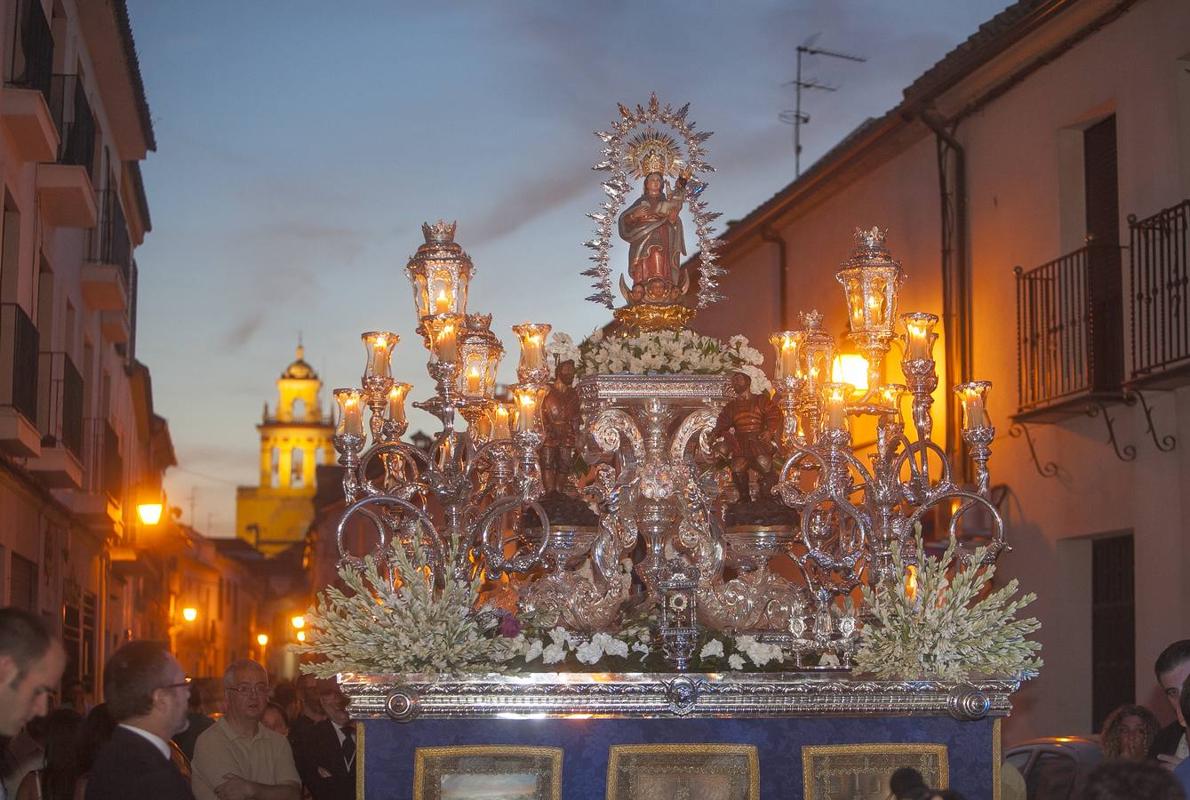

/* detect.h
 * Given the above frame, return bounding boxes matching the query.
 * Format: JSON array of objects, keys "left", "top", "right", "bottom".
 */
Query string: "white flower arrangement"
[
  {"left": 854, "top": 530, "right": 1043, "bottom": 681},
  {"left": 292, "top": 537, "right": 520, "bottom": 677},
  {"left": 572, "top": 328, "right": 772, "bottom": 393},
  {"left": 545, "top": 332, "right": 581, "bottom": 367}
]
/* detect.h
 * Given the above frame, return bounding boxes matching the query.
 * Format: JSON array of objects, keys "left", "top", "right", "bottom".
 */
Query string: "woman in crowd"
[
  {"left": 15, "top": 709, "right": 81, "bottom": 800},
  {"left": 1100, "top": 703, "right": 1160, "bottom": 761}
]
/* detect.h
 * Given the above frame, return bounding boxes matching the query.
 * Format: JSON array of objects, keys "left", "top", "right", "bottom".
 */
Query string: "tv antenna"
[{"left": 779, "top": 38, "right": 867, "bottom": 177}]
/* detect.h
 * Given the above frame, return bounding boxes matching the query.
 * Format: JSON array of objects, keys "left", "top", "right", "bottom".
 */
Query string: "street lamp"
[
  {"left": 181, "top": 607, "right": 198, "bottom": 623},
  {"left": 137, "top": 502, "right": 164, "bottom": 525},
  {"left": 256, "top": 632, "right": 269, "bottom": 666},
  {"left": 290, "top": 615, "right": 305, "bottom": 630}
]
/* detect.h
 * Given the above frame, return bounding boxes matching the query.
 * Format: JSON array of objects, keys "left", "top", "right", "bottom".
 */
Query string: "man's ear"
[{"left": 0, "top": 654, "right": 18, "bottom": 688}]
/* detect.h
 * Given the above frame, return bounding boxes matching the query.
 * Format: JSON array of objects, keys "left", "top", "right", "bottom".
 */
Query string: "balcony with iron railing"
[
  {"left": 38, "top": 73, "right": 97, "bottom": 228},
  {"left": 82, "top": 188, "right": 133, "bottom": 319},
  {"left": 1129, "top": 199, "right": 1190, "bottom": 387},
  {"left": 0, "top": 303, "right": 41, "bottom": 456},
  {"left": 28, "top": 351, "right": 83, "bottom": 488},
  {"left": 0, "top": 0, "right": 57, "bottom": 162},
  {"left": 59, "top": 417, "right": 124, "bottom": 533},
  {"left": 1014, "top": 243, "right": 1125, "bottom": 421}
]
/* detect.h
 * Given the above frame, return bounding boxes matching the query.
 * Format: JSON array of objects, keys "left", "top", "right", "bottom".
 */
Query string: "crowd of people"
[
  {"left": 0, "top": 605, "right": 1186, "bottom": 799},
  {"left": 0, "top": 609, "right": 355, "bottom": 800}
]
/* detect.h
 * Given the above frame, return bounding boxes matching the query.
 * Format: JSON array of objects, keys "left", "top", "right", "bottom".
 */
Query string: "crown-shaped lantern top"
[
  {"left": 422, "top": 220, "right": 458, "bottom": 244},
  {"left": 406, "top": 220, "right": 475, "bottom": 322}
]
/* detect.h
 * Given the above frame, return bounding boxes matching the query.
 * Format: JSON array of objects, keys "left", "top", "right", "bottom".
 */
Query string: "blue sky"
[{"left": 127, "top": 1, "right": 1013, "bottom": 536}]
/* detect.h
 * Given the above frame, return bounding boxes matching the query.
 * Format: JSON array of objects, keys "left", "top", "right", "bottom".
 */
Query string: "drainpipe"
[
  {"left": 760, "top": 225, "right": 789, "bottom": 329},
  {"left": 918, "top": 109, "right": 971, "bottom": 474}
]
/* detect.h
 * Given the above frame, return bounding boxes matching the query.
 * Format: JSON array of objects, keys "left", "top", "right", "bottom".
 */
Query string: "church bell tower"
[{"left": 235, "top": 344, "right": 335, "bottom": 555}]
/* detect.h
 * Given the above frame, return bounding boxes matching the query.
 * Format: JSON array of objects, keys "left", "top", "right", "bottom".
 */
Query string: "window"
[
  {"left": 1092, "top": 533, "right": 1134, "bottom": 730},
  {"left": 9, "top": 553, "right": 36, "bottom": 611},
  {"left": 291, "top": 447, "right": 304, "bottom": 488}
]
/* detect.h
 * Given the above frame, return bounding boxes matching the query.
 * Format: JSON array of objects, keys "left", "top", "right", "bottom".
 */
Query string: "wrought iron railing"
[
  {"left": 1, "top": 303, "right": 39, "bottom": 423},
  {"left": 49, "top": 74, "right": 95, "bottom": 176},
  {"left": 1129, "top": 199, "right": 1190, "bottom": 382},
  {"left": 38, "top": 351, "right": 83, "bottom": 457},
  {"left": 92, "top": 188, "right": 132, "bottom": 284},
  {"left": 82, "top": 417, "right": 122, "bottom": 502},
  {"left": 6, "top": 0, "right": 53, "bottom": 105},
  {"left": 1015, "top": 244, "right": 1124, "bottom": 413}
]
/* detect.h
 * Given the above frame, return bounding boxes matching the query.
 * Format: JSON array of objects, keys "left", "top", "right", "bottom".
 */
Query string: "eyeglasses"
[{"left": 228, "top": 683, "right": 270, "bottom": 696}]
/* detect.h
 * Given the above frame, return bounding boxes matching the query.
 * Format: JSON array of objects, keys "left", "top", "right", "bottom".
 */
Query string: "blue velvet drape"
[{"left": 360, "top": 715, "right": 998, "bottom": 799}]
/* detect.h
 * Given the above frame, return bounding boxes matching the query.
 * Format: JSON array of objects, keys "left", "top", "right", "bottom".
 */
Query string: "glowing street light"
[
  {"left": 296, "top": 631, "right": 306, "bottom": 643},
  {"left": 290, "top": 615, "right": 305, "bottom": 630},
  {"left": 256, "top": 632, "right": 269, "bottom": 647},
  {"left": 137, "top": 502, "right": 164, "bottom": 526},
  {"left": 181, "top": 607, "right": 198, "bottom": 623}
]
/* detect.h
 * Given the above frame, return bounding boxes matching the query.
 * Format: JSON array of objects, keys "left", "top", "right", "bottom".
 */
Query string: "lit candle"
[
  {"left": 491, "top": 404, "right": 511, "bottom": 440},
  {"left": 361, "top": 331, "right": 397, "bottom": 380},
  {"left": 770, "top": 331, "right": 800, "bottom": 383},
  {"left": 902, "top": 312, "right": 939, "bottom": 361},
  {"left": 879, "top": 383, "right": 906, "bottom": 415},
  {"left": 333, "top": 388, "right": 364, "bottom": 438},
  {"left": 434, "top": 322, "right": 458, "bottom": 363},
  {"left": 824, "top": 382, "right": 851, "bottom": 430},
  {"left": 465, "top": 365, "right": 482, "bottom": 396},
  {"left": 905, "top": 565, "right": 918, "bottom": 601},
  {"left": 955, "top": 381, "right": 991, "bottom": 430},
  {"left": 387, "top": 382, "right": 411, "bottom": 424},
  {"left": 513, "top": 387, "right": 541, "bottom": 433},
  {"left": 434, "top": 288, "right": 452, "bottom": 314}
]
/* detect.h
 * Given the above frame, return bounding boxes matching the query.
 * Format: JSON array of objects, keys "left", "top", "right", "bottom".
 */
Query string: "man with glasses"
[
  {"left": 85, "top": 640, "right": 194, "bottom": 800},
  {"left": 191, "top": 659, "right": 300, "bottom": 800}
]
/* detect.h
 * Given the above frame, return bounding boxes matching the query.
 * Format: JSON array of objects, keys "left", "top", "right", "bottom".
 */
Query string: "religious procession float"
[{"left": 296, "top": 95, "right": 1041, "bottom": 800}]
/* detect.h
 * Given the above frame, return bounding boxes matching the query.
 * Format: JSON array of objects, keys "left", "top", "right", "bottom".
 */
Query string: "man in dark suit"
[
  {"left": 1149, "top": 639, "right": 1190, "bottom": 768},
  {"left": 290, "top": 680, "right": 354, "bottom": 800},
  {"left": 85, "top": 640, "right": 195, "bottom": 800}
]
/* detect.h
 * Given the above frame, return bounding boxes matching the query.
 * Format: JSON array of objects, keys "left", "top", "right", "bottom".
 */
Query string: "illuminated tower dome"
[{"left": 235, "top": 344, "right": 335, "bottom": 556}]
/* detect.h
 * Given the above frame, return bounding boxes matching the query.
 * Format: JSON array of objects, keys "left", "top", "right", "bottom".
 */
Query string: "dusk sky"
[{"left": 127, "top": 1, "right": 1012, "bottom": 537}]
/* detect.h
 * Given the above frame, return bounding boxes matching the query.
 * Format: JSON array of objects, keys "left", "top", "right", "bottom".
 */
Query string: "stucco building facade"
[{"left": 694, "top": 0, "right": 1190, "bottom": 742}]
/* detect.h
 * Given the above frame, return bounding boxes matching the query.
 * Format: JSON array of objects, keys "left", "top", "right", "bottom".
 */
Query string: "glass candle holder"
[
  {"left": 333, "top": 388, "right": 365, "bottom": 438},
  {"left": 902, "top": 312, "right": 939, "bottom": 361},
  {"left": 512, "top": 385, "right": 547, "bottom": 433},
  {"left": 824, "top": 382, "right": 852, "bottom": 430},
  {"left": 489, "top": 403, "right": 512, "bottom": 441},
  {"left": 770, "top": 331, "right": 801, "bottom": 384},
  {"left": 387, "top": 382, "right": 411, "bottom": 424},
  {"left": 798, "top": 310, "right": 835, "bottom": 390},
  {"left": 423, "top": 313, "right": 462, "bottom": 363},
  {"left": 955, "top": 380, "right": 992, "bottom": 430},
  {"left": 361, "top": 331, "right": 398, "bottom": 381},
  {"left": 878, "top": 383, "right": 907, "bottom": 416},
  {"left": 512, "top": 323, "right": 551, "bottom": 382}
]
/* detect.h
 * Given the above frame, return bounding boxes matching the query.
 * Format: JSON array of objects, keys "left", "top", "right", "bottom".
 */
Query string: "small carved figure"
[
  {"left": 540, "top": 359, "right": 582, "bottom": 494},
  {"left": 710, "top": 371, "right": 782, "bottom": 502}
]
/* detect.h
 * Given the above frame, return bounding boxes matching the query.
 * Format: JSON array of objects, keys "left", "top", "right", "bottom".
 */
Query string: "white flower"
[
  {"left": 699, "top": 639, "right": 725, "bottom": 659},
  {"left": 819, "top": 652, "right": 840, "bottom": 667},
  {"left": 548, "top": 627, "right": 570, "bottom": 647},
  {"left": 728, "top": 654, "right": 746, "bottom": 670},
  {"left": 575, "top": 640, "right": 604, "bottom": 665},
  {"left": 631, "top": 641, "right": 650, "bottom": 658},
  {"left": 524, "top": 639, "right": 544, "bottom": 662},
  {"left": 542, "top": 642, "right": 566, "bottom": 664}
]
